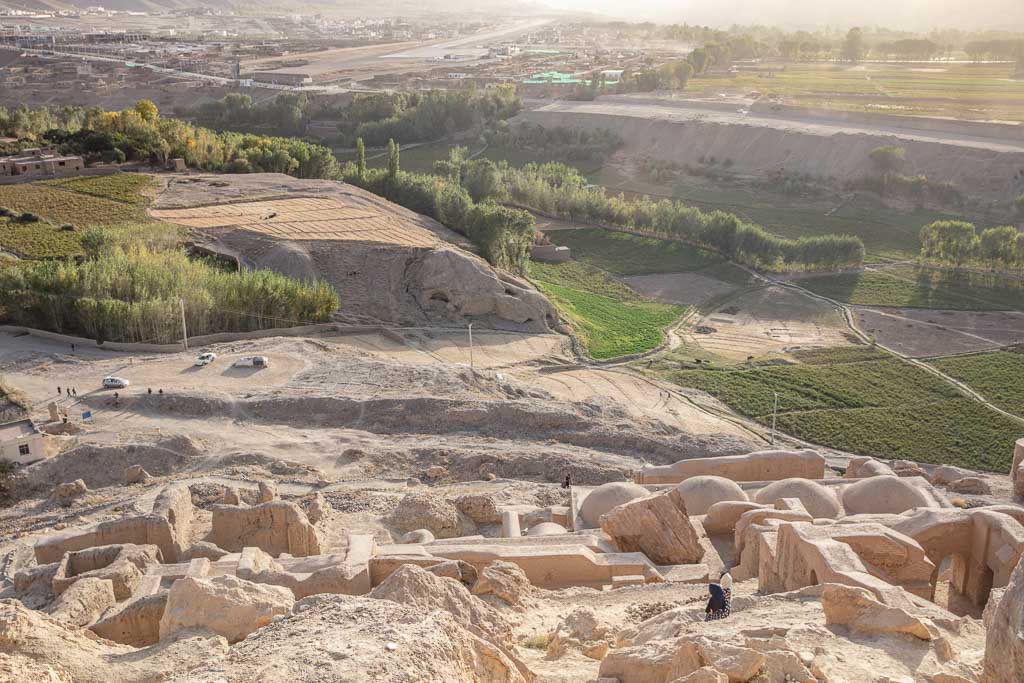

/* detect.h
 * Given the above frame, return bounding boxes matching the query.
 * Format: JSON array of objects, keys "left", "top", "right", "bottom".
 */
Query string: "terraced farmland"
[
  {"left": 929, "top": 350, "right": 1024, "bottom": 418},
  {"left": 656, "top": 346, "right": 1021, "bottom": 472},
  {"left": 0, "top": 181, "right": 148, "bottom": 227},
  {"left": 151, "top": 197, "right": 439, "bottom": 247},
  {"left": 0, "top": 218, "right": 84, "bottom": 259}
]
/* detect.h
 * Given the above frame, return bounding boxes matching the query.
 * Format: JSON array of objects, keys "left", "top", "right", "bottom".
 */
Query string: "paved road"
[{"left": 528, "top": 99, "right": 1024, "bottom": 154}]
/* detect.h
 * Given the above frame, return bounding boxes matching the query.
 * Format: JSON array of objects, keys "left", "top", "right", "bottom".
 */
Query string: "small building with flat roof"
[{"left": 0, "top": 418, "right": 44, "bottom": 465}]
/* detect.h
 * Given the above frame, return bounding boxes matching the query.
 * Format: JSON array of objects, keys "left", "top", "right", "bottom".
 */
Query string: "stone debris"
[
  {"left": 945, "top": 477, "right": 992, "bottom": 495},
  {"left": 390, "top": 492, "right": 475, "bottom": 539},
  {"left": 52, "top": 479, "right": 88, "bottom": 505},
  {"left": 123, "top": 465, "right": 152, "bottom": 485},
  {"left": 159, "top": 574, "right": 295, "bottom": 644},
  {"left": 472, "top": 560, "right": 534, "bottom": 608},
  {"left": 600, "top": 487, "right": 705, "bottom": 564}
]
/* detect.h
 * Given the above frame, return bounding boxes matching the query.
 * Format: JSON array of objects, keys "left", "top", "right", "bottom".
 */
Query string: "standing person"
[
  {"left": 562, "top": 472, "right": 572, "bottom": 489},
  {"left": 70, "top": 343, "right": 75, "bottom": 353},
  {"left": 704, "top": 581, "right": 731, "bottom": 622},
  {"left": 57, "top": 386, "right": 61, "bottom": 396},
  {"left": 719, "top": 571, "right": 733, "bottom": 608}
]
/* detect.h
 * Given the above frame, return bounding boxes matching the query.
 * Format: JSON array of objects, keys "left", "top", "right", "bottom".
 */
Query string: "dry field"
[
  {"left": 854, "top": 307, "right": 1024, "bottom": 358},
  {"left": 150, "top": 197, "right": 439, "bottom": 248},
  {"left": 622, "top": 271, "right": 741, "bottom": 308},
  {"left": 679, "top": 285, "right": 854, "bottom": 361}
]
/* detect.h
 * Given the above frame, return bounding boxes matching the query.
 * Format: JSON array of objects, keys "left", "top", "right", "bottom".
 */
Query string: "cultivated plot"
[
  {"left": 151, "top": 197, "right": 440, "bottom": 248},
  {"left": 855, "top": 308, "right": 1024, "bottom": 358},
  {"left": 679, "top": 285, "right": 855, "bottom": 361}
]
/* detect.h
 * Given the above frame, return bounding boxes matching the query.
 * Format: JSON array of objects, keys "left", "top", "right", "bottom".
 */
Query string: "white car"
[
  {"left": 102, "top": 376, "right": 130, "bottom": 389},
  {"left": 233, "top": 356, "right": 269, "bottom": 368},
  {"left": 195, "top": 352, "right": 217, "bottom": 366}
]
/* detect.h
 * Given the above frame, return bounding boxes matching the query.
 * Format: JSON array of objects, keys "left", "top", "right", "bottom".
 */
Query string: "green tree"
[
  {"left": 687, "top": 48, "right": 708, "bottom": 75},
  {"left": 355, "top": 137, "right": 366, "bottom": 179},
  {"left": 842, "top": 28, "right": 866, "bottom": 63},
  {"left": 133, "top": 99, "right": 159, "bottom": 123},
  {"left": 386, "top": 138, "right": 400, "bottom": 181},
  {"left": 869, "top": 146, "right": 906, "bottom": 174},
  {"left": 978, "top": 226, "right": 1019, "bottom": 269},
  {"left": 919, "top": 220, "right": 979, "bottom": 267}
]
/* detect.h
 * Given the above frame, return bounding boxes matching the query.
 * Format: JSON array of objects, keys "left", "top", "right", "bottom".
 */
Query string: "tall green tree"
[
  {"left": 842, "top": 28, "right": 866, "bottom": 63},
  {"left": 386, "top": 138, "right": 400, "bottom": 181},
  {"left": 355, "top": 137, "right": 366, "bottom": 179}
]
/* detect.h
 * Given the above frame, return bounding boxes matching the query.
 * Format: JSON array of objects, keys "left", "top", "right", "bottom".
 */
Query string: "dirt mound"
[
  {"left": 14, "top": 434, "right": 204, "bottom": 496},
  {"left": 184, "top": 594, "right": 530, "bottom": 683},
  {"left": 0, "top": 600, "right": 228, "bottom": 683},
  {"left": 112, "top": 391, "right": 753, "bottom": 469}
]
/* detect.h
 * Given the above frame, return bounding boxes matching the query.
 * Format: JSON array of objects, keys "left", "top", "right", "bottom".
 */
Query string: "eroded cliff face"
[{"left": 156, "top": 174, "right": 560, "bottom": 333}]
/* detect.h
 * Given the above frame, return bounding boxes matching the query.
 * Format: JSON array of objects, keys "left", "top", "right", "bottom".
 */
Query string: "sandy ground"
[
  {"left": 679, "top": 285, "right": 855, "bottom": 360},
  {"left": 0, "top": 327, "right": 761, "bottom": 485},
  {"left": 854, "top": 307, "right": 1024, "bottom": 357}
]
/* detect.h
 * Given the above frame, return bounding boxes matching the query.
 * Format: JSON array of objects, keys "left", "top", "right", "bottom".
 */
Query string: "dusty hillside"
[
  {"left": 520, "top": 98, "right": 1024, "bottom": 204},
  {"left": 153, "top": 174, "right": 559, "bottom": 333}
]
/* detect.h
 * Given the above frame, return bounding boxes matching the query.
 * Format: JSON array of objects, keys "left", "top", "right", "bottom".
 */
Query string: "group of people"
[{"left": 56, "top": 386, "right": 78, "bottom": 398}]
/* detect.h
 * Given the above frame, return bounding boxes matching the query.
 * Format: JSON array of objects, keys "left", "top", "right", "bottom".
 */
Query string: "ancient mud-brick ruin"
[{"left": 5, "top": 444, "right": 1024, "bottom": 682}]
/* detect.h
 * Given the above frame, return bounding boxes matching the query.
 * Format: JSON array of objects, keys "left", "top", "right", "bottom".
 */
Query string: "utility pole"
[
  {"left": 770, "top": 391, "right": 779, "bottom": 445},
  {"left": 467, "top": 322, "right": 474, "bottom": 372},
  {"left": 179, "top": 298, "right": 188, "bottom": 351}
]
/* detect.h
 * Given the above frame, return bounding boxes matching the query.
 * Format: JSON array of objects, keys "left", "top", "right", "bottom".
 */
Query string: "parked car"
[
  {"left": 233, "top": 356, "right": 269, "bottom": 368},
  {"left": 194, "top": 352, "right": 217, "bottom": 366},
  {"left": 102, "top": 376, "right": 130, "bottom": 389}
]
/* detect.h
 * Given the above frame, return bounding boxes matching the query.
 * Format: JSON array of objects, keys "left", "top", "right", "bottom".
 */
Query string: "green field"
[
  {"left": 530, "top": 261, "right": 684, "bottom": 359},
  {"left": 692, "top": 62, "right": 1024, "bottom": 122},
  {"left": 656, "top": 346, "right": 1021, "bottom": 471},
  {"left": 0, "top": 174, "right": 172, "bottom": 259},
  {"left": 0, "top": 218, "right": 84, "bottom": 258},
  {"left": 546, "top": 228, "right": 723, "bottom": 275},
  {"left": 799, "top": 267, "right": 1024, "bottom": 311},
  {"left": 41, "top": 174, "right": 155, "bottom": 205},
  {"left": 929, "top": 350, "right": 1024, "bottom": 417},
  {"left": 0, "top": 179, "right": 150, "bottom": 228}
]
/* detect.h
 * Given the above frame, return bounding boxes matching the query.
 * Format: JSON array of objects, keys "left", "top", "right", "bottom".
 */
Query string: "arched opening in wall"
[{"left": 808, "top": 570, "right": 819, "bottom": 586}]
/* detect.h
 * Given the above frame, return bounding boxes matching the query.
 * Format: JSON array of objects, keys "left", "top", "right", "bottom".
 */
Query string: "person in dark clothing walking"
[{"left": 561, "top": 473, "right": 572, "bottom": 489}]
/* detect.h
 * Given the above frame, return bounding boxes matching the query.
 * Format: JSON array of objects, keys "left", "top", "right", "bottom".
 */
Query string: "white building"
[{"left": 0, "top": 418, "right": 44, "bottom": 465}]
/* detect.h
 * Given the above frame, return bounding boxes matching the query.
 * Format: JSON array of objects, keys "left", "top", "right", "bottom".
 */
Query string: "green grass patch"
[
  {"left": 0, "top": 182, "right": 148, "bottom": 227},
  {"left": 799, "top": 268, "right": 1024, "bottom": 311},
  {"left": 657, "top": 349, "right": 1021, "bottom": 471},
  {"left": 929, "top": 350, "right": 1024, "bottom": 417},
  {"left": 41, "top": 174, "right": 155, "bottom": 204},
  {"left": 546, "top": 228, "right": 722, "bottom": 276},
  {"left": 530, "top": 261, "right": 684, "bottom": 360},
  {"left": 0, "top": 218, "right": 84, "bottom": 258}
]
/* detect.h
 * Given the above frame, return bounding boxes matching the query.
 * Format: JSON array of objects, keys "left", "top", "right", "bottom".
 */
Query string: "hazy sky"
[{"left": 543, "top": 0, "right": 1024, "bottom": 32}]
